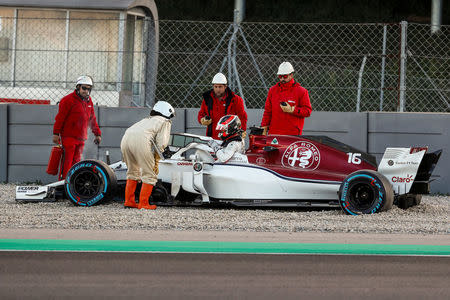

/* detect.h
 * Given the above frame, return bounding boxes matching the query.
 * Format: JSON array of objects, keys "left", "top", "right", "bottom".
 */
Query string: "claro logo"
[{"left": 392, "top": 174, "right": 414, "bottom": 183}]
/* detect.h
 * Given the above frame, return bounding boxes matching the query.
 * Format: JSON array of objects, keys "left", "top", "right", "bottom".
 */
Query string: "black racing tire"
[
  {"left": 151, "top": 181, "right": 170, "bottom": 204},
  {"left": 339, "top": 170, "right": 394, "bottom": 215},
  {"left": 64, "top": 160, "right": 117, "bottom": 206}
]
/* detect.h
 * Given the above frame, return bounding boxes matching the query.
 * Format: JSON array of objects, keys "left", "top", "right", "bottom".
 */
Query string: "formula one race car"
[{"left": 16, "top": 128, "right": 441, "bottom": 215}]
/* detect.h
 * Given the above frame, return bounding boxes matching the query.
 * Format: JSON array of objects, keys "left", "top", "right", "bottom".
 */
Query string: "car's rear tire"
[
  {"left": 64, "top": 160, "right": 117, "bottom": 206},
  {"left": 339, "top": 170, "right": 394, "bottom": 215}
]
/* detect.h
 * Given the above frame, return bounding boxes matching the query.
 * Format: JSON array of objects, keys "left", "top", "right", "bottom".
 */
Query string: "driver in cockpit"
[{"left": 208, "top": 115, "right": 246, "bottom": 163}]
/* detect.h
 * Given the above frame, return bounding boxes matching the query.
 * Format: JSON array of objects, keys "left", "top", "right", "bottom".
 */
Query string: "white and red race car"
[{"left": 16, "top": 128, "right": 441, "bottom": 215}]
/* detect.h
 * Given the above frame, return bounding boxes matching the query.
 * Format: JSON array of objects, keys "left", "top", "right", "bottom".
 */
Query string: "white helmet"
[
  {"left": 277, "top": 62, "right": 294, "bottom": 75},
  {"left": 76, "top": 75, "right": 93, "bottom": 86},
  {"left": 211, "top": 72, "right": 227, "bottom": 85},
  {"left": 152, "top": 101, "right": 175, "bottom": 119}
]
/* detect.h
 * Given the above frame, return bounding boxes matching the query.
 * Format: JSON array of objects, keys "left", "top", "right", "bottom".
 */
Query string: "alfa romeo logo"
[{"left": 282, "top": 141, "right": 320, "bottom": 170}]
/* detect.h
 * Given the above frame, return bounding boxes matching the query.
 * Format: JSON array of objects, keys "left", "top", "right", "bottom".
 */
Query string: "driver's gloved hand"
[
  {"left": 162, "top": 146, "right": 172, "bottom": 159},
  {"left": 207, "top": 139, "right": 221, "bottom": 152}
]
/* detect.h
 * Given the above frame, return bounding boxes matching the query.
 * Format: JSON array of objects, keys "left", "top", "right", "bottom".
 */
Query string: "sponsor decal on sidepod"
[
  {"left": 282, "top": 141, "right": 320, "bottom": 170},
  {"left": 392, "top": 174, "right": 414, "bottom": 183}
]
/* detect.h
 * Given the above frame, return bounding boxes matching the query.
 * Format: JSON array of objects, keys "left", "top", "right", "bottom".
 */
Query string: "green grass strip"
[{"left": 0, "top": 239, "right": 449, "bottom": 256}]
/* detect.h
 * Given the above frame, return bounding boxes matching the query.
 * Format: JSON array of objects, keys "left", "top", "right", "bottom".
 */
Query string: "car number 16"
[{"left": 347, "top": 152, "right": 362, "bottom": 164}]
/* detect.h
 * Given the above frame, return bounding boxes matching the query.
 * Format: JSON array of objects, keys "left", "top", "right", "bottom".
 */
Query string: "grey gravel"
[{"left": 1, "top": 183, "right": 448, "bottom": 234}]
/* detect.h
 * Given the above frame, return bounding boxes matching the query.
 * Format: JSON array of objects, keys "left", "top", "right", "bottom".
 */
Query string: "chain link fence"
[
  {"left": 157, "top": 20, "right": 449, "bottom": 112},
  {"left": 0, "top": 10, "right": 150, "bottom": 106},
  {"left": 0, "top": 12, "right": 448, "bottom": 112},
  {"left": 405, "top": 23, "right": 450, "bottom": 112}
]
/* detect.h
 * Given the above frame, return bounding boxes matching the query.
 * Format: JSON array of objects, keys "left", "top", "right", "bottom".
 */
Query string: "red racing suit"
[
  {"left": 197, "top": 87, "right": 248, "bottom": 139},
  {"left": 53, "top": 90, "right": 101, "bottom": 178},
  {"left": 261, "top": 79, "right": 312, "bottom": 135}
]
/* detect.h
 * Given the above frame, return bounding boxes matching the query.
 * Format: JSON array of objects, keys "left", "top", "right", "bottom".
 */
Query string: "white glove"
[{"left": 207, "top": 139, "right": 221, "bottom": 152}]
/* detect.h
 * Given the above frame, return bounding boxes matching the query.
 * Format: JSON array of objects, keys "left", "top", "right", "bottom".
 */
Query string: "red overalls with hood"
[
  {"left": 261, "top": 79, "right": 312, "bottom": 135},
  {"left": 197, "top": 87, "right": 248, "bottom": 139},
  {"left": 53, "top": 90, "right": 101, "bottom": 178}
]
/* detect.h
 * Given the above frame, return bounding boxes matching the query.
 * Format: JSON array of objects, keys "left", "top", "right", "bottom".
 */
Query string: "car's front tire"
[
  {"left": 151, "top": 181, "right": 171, "bottom": 204},
  {"left": 64, "top": 160, "right": 117, "bottom": 206},
  {"left": 339, "top": 170, "right": 394, "bottom": 215}
]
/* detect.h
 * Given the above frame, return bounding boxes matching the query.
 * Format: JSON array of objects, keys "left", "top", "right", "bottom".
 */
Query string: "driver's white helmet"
[
  {"left": 277, "top": 62, "right": 294, "bottom": 75},
  {"left": 152, "top": 101, "right": 175, "bottom": 119},
  {"left": 76, "top": 75, "right": 93, "bottom": 86},
  {"left": 212, "top": 72, "right": 227, "bottom": 85}
]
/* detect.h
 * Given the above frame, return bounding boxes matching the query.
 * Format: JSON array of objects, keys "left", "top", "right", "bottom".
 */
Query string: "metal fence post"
[
  {"left": 10, "top": 9, "right": 17, "bottom": 88},
  {"left": 117, "top": 12, "right": 126, "bottom": 93},
  {"left": 356, "top": 56, "right": 367, "bottom": 112},
  {"left": 64, "top": 10, "right": 70, "bottom": 89},
  {"left": 399, "top": 21, "right": 408, "bottom": 112},
  {"left": 145, "top": 16, "right": 159, "bottom": 108},
  {"left": 379, "top": 25, "right": 387, "bottom": 111}
]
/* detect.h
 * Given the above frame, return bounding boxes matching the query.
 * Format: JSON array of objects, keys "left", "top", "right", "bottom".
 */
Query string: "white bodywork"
[
  {"left": 157, "top": 142, "right": 426, "bottom": 203},
  {"left": 378, "top": 147, "right": 426, "bottom": 195},
  {"left": 15, "top": 180, "right": 64, "bottom": 202},
  {"left": 158, "top": 160, "right": 341, "bottom": 203}
]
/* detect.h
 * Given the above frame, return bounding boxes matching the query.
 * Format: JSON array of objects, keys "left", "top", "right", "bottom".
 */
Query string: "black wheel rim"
[
  {"left": 71, "top": 170, "right": 102, "bottom": 198},
  {"left": 348, "top": 182, "right": 376, "bottom": 211}
]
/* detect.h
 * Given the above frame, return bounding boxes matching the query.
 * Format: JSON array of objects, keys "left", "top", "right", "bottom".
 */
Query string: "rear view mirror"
[
  {"left": 263, "top": 146, "right": 278, "bottom": 152},
  {"left": 249, "top": 126, "right": 264, "bottom": 135}
]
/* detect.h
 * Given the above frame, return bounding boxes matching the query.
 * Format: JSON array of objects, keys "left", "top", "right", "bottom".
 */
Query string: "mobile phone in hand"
[
  {"left": 205, "top": 115, "right": 211, "bottom": 120},
  {"left": 280, "top": 102, "right": 287, "bottom": 106}
]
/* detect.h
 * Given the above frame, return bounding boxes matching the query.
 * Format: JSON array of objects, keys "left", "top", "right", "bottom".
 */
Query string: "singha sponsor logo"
[
  {"left": 391, "top": 174, "right": 414, "bottom": 183},
  {"left": 282, "top": 141, "right": 320, "bottom": 170}
]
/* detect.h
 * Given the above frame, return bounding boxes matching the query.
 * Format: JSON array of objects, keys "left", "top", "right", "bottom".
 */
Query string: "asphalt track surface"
[
  {"left": 1, "top": 230, "right": 449, "bottom": 299},
  {"left": 1, "top": 251, "right": 449, "bottom": 299}
]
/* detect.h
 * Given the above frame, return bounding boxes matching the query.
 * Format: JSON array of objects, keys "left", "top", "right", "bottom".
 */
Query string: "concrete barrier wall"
[{"left": 1, "top": 104, "right": 448, "bottom": 194}]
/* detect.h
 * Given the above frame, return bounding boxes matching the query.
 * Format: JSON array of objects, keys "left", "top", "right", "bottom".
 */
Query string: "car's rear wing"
[
  {"left": 409, "top": 149, "right": 442, "bottom": 194},
  {"left": 378, "top": 147, "right": 442, "bottom": 195}
]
